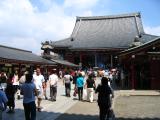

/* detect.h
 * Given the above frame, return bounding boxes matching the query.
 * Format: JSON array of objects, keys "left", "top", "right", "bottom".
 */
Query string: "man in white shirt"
[
  {"left": 49, "top": 69, "right": 59, "bottom": 101},
  {"left": 33, "top": 68, "right": 45, "bottom": 112},
  {"left": 63, "top": 71, "right": 73, "bottom": 97}
]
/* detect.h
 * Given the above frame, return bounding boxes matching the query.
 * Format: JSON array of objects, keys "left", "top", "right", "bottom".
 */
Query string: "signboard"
[{"left": 5, "top": 64, "right": 12, "bottom": 67}]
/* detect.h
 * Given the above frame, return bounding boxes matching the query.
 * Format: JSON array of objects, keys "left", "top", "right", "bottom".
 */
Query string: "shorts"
[{"left": 37, "top": 89, "right": 43, "bottom": 99}]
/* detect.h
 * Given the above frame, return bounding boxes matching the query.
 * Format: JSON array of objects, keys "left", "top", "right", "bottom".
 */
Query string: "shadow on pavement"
[
  {"left": 3, "top": 108, "right": 99, "bottom": 120},
  {"left": 116, "top": 118, "right": 160, "bottom": 120},
  {"left": 55, "top": 113, "right": 99, "bottom": 120},
  {"left": 3, "top": 108, "right": 160, "bottom": 120},
  {"left": 3, "top": 108, "right": 61, "bottom": 120}
]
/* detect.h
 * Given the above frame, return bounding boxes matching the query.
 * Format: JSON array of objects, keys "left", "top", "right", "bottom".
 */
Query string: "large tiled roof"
[
  {"left": 0, "top": 45, "right": 56, "bottom": 65},
  {"left": 51, "top": 12, "right": 153, "bottom": 50}
]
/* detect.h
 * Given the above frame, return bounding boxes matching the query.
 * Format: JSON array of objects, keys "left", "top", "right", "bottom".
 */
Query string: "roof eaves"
[
  {"left": 0, "top": 57, "right": 56, "bottom": 65},
  {"left": 119, "top": 36, "right": 160, "bottom": 56},
  {"left": 53, "top": 45, "right": 71, "bottom": 48},
  {"left": 76, "top": 12, "right": 140, "bottom": 21},
  {"left": 50, "top": 38, "right": 72, "bottom": 47},
  {"left": 141, "top": 33, "right": 159, "bottom": 37},
  {"left": 69, "top": 47, "right": 127, "bottom": 51},
  {"left": 53, "top": 37, "right": 71, "bottom": 43},
  {"left": 51, "top": 59, "right": 78, "bottom": 67},
  {"left": 0, "top": 45, "right": 32, "bottom": 53}
]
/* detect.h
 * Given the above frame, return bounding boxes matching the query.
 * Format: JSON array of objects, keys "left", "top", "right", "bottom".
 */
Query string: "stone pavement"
[
  {"left": 114, "top": 95, "right": 160, "bottom": 120},
  {"left": 2, "top": 80, "right": 79, "bottom": 120},
  {"left": 2, "top": 77, "right": 160, "bottom": 120},
  {"left": 56, "top": 90, "right": 160, "bottom": 120},
  {"left": 117, "top": 90, "right": 160, "bottom": 96},
  {"left": 114, "top": 90, "right": 160, "bottom": 120},
  {"left": 56, "top": 101, "right": 99, "bottom": 120},
  {"left": 2, "top": 77, "right": 101, "bottom": 120}
]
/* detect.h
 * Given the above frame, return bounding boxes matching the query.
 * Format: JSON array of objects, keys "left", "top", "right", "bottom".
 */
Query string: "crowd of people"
[{"left": 0, "top": 67, "right": 116, "bottom": 120}]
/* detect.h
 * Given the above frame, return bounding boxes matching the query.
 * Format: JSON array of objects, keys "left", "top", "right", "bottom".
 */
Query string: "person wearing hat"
[{"left": 48, "top": 69, "right": 59, "bottom": 101}]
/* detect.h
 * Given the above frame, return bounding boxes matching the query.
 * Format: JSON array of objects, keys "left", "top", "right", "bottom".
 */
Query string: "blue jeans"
[
  {"left": 65, "top": 83, "right": 71, "bottom": 97},
  {"left": 0, "top": 109, "right": 2, "bottom": 120},
  {"left": 23, "top": 101, "right": 36, "bottom": 120}
]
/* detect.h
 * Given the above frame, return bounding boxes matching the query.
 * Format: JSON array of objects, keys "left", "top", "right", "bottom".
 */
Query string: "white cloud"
[
  {"left": 1, "top": 0, "right": 159, "bottom": 56},
  {"left": 81, "top": 10, "right": 93, "bottom": 16},
  {"left": 0, "top": 0, "right": 78, "bottom": 54},
  {"left": 0, "top": 36, "right": 41, "bottom": 54},
  {"left": 144, "top": 26, "right": 160, "bottom": 36},
  {"left": 0, "top": 0, "right": 103, "bottom": 54},
  {"left": 64, "top": 0, "right": 99, "bottom": 10}
]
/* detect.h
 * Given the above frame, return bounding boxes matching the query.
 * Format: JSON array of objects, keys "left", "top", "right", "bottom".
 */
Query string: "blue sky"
[{"left": 0, "top": 0, "right": 160, "bottom": 54}]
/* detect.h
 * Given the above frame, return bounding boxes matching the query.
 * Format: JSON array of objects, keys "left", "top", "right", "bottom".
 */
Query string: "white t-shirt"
[
  {"left": 63, "top": 75, "right": 72, "bottom": 83},
  {"left": 33, "top": 74, "right": 45, "bottom": 90},
  {"left": 49, "top": 74, "right": 59, "bottom": 86}
]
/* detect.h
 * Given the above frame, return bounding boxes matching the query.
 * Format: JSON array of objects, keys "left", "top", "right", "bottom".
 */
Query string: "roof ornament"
[
  {"left": 130, "top": 35, "right": 143, "bottom": 47},
  {"left": 41, "top": 41, "right": 50, "bottom": 45},
  {"left": 71, "top": 37, "right": 74, "bottom": 41},
  {"left": 41, "top": 41, "right": 53, "bottom": 50}
]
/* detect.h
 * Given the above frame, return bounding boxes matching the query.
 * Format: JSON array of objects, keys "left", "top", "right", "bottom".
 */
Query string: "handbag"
[
  {"left": 73, "top": 88, "right": 78, "bottom": 97},
  {"left": 70, "top": 76, "right": 73, "bottom": 81},
  {"left": 83, "top": 89, "right": 87, "bottom": 100}
]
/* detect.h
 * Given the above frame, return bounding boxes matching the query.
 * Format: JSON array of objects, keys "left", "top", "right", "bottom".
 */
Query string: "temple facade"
[
  {"left": 44, "top": 13, "right": 156, "bottom": 69},
  {"left": 119, "top": 37, "right": 160, "bottom": 90},
  {"left": 41, "top": 12, "right": 160, "bottom": 89}
]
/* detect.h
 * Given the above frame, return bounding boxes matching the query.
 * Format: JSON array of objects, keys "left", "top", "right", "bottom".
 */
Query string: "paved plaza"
[
  {"left": 2, "top": 79, "right": 79, "bottom": 120},
  {"left": 1, "top": 78, "right": 160, "bottom": 120},
  {"left": 114, "top": 91, "right": 160, "bottom": 120}
]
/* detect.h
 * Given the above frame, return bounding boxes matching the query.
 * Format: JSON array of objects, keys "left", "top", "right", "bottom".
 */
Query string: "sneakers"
[
  {"left": 37, "top": 107, "right": 44, "bottom": 112},
  {"left": 45, "top": 97, "right": 48, "bottom": 100}
]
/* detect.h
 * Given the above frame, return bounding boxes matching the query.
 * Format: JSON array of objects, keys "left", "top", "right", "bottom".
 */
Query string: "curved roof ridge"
[
  {"left": 141, "top": 33, "right": 159, "bottom": 37},
  {"left": 77, "top": 12, "right": 140, "bottom": 21},
  {"left": 53, "top": 37, "right": 71, "bottom": 43}
]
